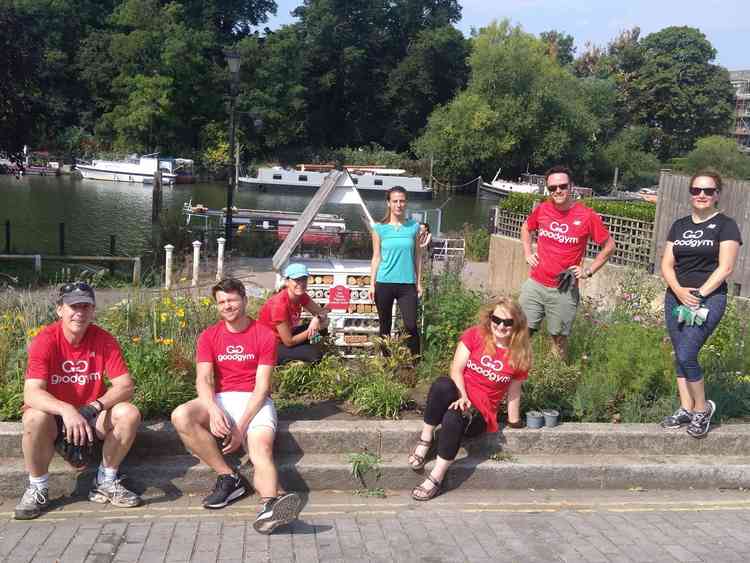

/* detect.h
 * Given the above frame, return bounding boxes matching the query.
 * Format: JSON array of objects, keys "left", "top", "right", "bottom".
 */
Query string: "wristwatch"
[{"left": 584, "top": 267, "right": 593, "bottom": 278}]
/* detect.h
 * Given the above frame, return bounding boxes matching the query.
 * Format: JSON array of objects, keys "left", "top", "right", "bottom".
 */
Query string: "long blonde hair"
[{"left": 478, "top": 298, "right": 532, "bottom": 372}]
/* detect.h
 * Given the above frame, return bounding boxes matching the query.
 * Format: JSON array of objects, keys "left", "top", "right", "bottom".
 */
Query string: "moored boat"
[
  {"left": 76, "top": 154, "right": 189, "bottom": 185},
  {"left": 238, "top": 165, "right": 432, "bottom": 198}
]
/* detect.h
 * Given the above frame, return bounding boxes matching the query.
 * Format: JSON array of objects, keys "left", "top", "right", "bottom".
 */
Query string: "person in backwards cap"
[
  {"left": 258, "top": 263, "right": 329, "bottom": 365},
  {"left": 519, "top": 165, "right": 615, "bottom": 359},
  {"left": 15, "top": 282, "right": 142, "bottom": 520}
]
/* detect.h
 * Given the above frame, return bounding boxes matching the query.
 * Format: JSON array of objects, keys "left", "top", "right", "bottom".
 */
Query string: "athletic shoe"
[
  {"left": 253, "top": 493, "right": 302, "bottom": 534},
  {"left": 14, "top": 485, "right": 49, "bottom": 520},
  {"left": 89, "top": 477, "right": 142, "bottom": 507},
  {"left": 660, "top": 407, "right": 693, "bottom": 429},
  {"left": 202, "top": 473, "right": 249, "bottom": 509},
  {"left": 687, "top": 400, "right": 716, "bottom": 439}
]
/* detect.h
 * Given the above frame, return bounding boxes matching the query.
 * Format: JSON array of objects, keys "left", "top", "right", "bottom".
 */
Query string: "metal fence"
[{"left": 491, "top": 207, "right": 655, "bottom": 269}]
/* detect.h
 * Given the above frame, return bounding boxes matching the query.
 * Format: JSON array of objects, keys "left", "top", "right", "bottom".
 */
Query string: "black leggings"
[
  {"left": 276, "top": 324, "right": 325, "bottom": 365},
  {"left": 423, "top": 377, "right": 487, "bottom": 461},
  {"left": 374, "top": 282, "right": 420, "bottom": 356}
]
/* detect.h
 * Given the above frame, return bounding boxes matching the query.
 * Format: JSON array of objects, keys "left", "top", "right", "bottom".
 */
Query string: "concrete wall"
[{"left": 488, "top": 234, "right": 632, "bottom": 305}]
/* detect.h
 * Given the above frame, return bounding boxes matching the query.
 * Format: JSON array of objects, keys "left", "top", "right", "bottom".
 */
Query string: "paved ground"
[{"left": 2, "top": 489, "right": 750, "bottom": 562}]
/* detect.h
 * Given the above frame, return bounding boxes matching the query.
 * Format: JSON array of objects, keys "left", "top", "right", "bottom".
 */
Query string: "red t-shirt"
[
  {"left": 25, "top": 321, "right": 128, "bottom": 408},
  {"left": 196, "top": 319, "right": 277, "bottom": 393},
  {"left": 525, "top": 201, "right": 610, "bottom": 287},
  {"left": 257, "top": 290, "right": 311, "bottom": 340},
  {"left": 460, "top": 326, "right": 528, "bottom": 433}
]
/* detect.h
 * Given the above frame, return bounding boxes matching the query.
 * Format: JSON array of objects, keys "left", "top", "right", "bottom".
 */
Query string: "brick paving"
[{"left": 2, "top": 490, "right": 750, "bottom": 562}]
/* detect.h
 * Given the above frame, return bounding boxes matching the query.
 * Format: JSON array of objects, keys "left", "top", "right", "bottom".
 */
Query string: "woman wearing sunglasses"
[
  {"left": 408, "top": 298, "right": 531, "bottom": 500},
  {"left": 660, "top": 170, "right": 742, "bottom": 438}
]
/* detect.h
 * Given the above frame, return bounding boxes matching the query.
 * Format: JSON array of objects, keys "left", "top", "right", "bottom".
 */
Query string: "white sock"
[
  {"left": 29, "top": 474, "right": 49, "bottom": 490},
  {"left": 97, "top": 465, "right": 118, "bottom": 484}
]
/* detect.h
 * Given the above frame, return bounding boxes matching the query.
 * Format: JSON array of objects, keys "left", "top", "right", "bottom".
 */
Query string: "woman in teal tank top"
[{"left": 369, "top": 187, "right": 423, "bottom": 357}]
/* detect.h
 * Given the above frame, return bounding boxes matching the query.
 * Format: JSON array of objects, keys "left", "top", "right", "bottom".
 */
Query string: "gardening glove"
[
  {"left": 672, "top": 304, "right": 709, "bottom": 327},
  {"left": 556, "top": 267, "right": 576, "bottom": 293}
]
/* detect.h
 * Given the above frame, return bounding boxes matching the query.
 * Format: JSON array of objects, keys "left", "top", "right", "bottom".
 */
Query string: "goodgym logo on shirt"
[
  {"left": 538, "top": 221, "right": 580, "bottom": 245},
  {"left": 466, "top": 355, "right": 511, "bottom": 383},
  {"left": 217, "top": 344, "right": 256, "bottom": 362},
  {"left": 674, "top": 229, "right": 713, "bottom": 248},
  {"left": 51, "top": 360, "right": 102, "bottom": 385}
]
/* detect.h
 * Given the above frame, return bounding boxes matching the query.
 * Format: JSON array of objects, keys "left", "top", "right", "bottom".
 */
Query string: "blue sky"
[{"left": 261, "top": 0, "right": 748, "bottom": 70}]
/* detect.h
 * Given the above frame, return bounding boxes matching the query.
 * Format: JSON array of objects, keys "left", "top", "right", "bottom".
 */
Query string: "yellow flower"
[
  {"left": 131, "top": 336, "right": 141, "bottom": 343},
  {"left": 160, "top": 312, "right": 169, "bottom": 322},
  {"left": 179, "top": 321, "right": 187, "bottom": 329},
  {"left": 200, "top": 297, "right": 212, "bottom": 306},
  {"left": 161, "top": 338, "right": 174, "bottom": 346},
  {"left": 27, "top": 326, "right": 42, "bottom": 338},
  {"left": 175, "top": 308, "right": 185, "bottom": 318},
  {"left": 154, "top": 336, "right": 163, "bottom": 343},
  {"left": 179, "top": 277, "right": 188, "bottom": 282}
]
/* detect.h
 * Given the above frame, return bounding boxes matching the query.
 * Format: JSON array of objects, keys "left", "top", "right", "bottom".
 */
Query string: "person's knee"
[
  {"left": 248, "top": 430, "right": 275, "bottom": 463},
  {"left": 171, "top": 403, "right": 193, "bottom": 431},
  {"left": 441, "top": 409, "right": 465, "bottom": 434},
  {"left": 110, "top": 402, "right": 141, "bottom": 431},
  {"left": 22, "top": 409, "right": 56, "bottom": 436},
  {"left": 430, "top": 376, "right": 455, "bottom": 397}
]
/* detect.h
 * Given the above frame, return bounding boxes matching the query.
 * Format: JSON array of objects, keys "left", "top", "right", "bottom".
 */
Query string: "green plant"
[
  {"left": 489, "top": 450, "right": 517, "bottom": 463},
  {"left": 351, "top": 374, "right": 408, "bottom": 419},
  {"left": 349, "top": 450, "right": 383, "bottom": 490},
  {"left": 463, "top": 223, "right": 490, "bottom": 261},
  {"left": 274, "top": 355, "right": 356, "bottom": 401},
  {"left": 522, "top": 350, "right": 581, "bottom": 418}
]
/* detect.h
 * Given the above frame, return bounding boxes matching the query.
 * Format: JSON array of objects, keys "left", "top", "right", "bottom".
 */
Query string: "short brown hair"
[
  {"left": 690, "top": 169, "right": 722, "bottom": 191},
  {"left": 544, "top": 165, "right": 574, "bottom": 185},
  {"left": 211, "top": 278, "right": 246, "bottom": 300}
]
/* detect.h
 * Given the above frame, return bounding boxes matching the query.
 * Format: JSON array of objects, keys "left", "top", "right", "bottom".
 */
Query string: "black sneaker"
[
  {"left": 202, "top": 473, "right": 249, "bottom": 509},
  {"left": 660, "top": 407, "right": 693, "bottom": 429},
  {"left": 14, "top": 485, "right": 49, "bottom": 520},
  {"left": 253, "top": 493, "right": 302, "bottom": 534},
  {"left": 687, "top": 400, "right": 716, "bottom": 439}
]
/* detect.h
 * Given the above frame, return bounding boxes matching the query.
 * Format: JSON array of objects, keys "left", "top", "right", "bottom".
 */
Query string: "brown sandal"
[
  {"left": 412, "top": 474, "right": 442, "bottom": 501},
  {"left": 408, "top": 437, "right": 434, "bottom": 471}
]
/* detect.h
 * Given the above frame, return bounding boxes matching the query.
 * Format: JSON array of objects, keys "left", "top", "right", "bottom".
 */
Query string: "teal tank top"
[{"left": 374, "top": 219, "right": 419, "bottom": 284}]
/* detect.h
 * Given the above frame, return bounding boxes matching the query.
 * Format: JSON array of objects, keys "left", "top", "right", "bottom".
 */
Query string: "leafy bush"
[
  {"left": 422, "top": 272, "right": 484, "bottom": 366},
  {"left": 463, "top": 223, "right": 490, "bottom": 261},
  {"left": 275, "top": 355, "right": 356, "bottom": 401},
  {"left": 498, "top": 192, "right": 656, "bottom": 221},
  {"left": 121, "top": 339, "right": 195, "bottom": 420},
  {"left": 522, "top": 350, "right": 581, "bottom": 418},
  {"left": 351, "top": 374, "right": 409, "bottom": 419}
]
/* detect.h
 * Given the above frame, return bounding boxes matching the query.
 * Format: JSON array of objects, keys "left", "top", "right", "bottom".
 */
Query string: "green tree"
[
  {"left": 629, "top": 27, "right": 734, "bottom": 159},
  {"left": 680, "top": 136, "right": 750, "bottom": 180},
  {"left": 600, "top": 126, "right": 661, "bottom": 189},
  {"left": 383, "top": 26, "right": 469, "bottom": 150},
  {"left": 415, "top": 20, "right": 602, "bottom": 180},
  {"left": 540, "top": 30, "right": 575, "bottom": 66}
]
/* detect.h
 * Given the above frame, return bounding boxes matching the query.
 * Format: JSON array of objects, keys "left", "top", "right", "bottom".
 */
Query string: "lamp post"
[{"left": 224, "top": 49, "right": 241, "bottom": 251}]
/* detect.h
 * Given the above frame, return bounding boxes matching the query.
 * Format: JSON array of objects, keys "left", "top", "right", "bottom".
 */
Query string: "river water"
[{"left": 0, "top": 175, "right": 489, "bottom": 257}]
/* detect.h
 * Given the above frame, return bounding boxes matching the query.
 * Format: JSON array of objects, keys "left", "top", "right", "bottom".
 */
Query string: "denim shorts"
[{"left": 664, "top": 290, "right": 727, "bottom": 382}]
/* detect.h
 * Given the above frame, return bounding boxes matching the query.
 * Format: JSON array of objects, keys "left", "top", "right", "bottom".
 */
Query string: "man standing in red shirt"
[
  {"left": 16, "top": 282, "right": 142, "bottom": 520},
  {"left": 171, "top": 278, "right": 301, "bottom": 534},
  {"left": 520, "top": 166, "right": 615, "bottom": 358}
]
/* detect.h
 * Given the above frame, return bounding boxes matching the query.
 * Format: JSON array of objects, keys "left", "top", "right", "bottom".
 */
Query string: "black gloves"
[
  {"left": 556, "top": 267, "right": 577, "bottom": 293},
  {"left": 55, "top": 438, "right": 95, "bottom": 469},
  {"left": 78, "top": 403, "right": 101, "bottom": 427}
]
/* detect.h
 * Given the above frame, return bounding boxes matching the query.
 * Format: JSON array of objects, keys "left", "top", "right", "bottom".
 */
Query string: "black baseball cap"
[{"left": 59, "top": 282, "right": 96, "bottom": 306}]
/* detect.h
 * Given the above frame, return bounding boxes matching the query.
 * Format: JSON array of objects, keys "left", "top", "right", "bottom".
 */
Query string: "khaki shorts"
[{"left": 519, "top": 278, "right": 580, "bottom": 336}]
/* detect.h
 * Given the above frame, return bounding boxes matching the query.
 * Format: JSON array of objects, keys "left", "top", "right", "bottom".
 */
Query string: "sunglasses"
[
  {"left": 290, "top": 276, "right": 308, "bottom": 283},
  {"left": 59, "top": 281, "right": 93, "bottom": 295},
  {"left": 547, "top": 183, "right": 569, "bottom": 193},
  {"left": 689, "top": 187, "right": 718, "bottom": 196},
  {"left": 490, "top": 315, "right": 514, "bottom": 327}
]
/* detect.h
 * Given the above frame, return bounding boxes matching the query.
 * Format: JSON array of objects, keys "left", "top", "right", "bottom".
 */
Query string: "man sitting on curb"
[
  {"left": 171, "top": 277, "right": 301, "bottom": 534},
  {"left": 16, "top": 282, "right": 142, "bottom": 520}
]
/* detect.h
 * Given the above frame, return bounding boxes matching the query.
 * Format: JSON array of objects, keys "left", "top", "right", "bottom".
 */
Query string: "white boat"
[
  {"left": 480, "top": 169, "right": 546, "bottom": 197},
  {"left": 238, "top": 165, "right": 432, "bottom": 198},
  {"left": 76, "top": 154, "right": 182, "bottom": 185}
]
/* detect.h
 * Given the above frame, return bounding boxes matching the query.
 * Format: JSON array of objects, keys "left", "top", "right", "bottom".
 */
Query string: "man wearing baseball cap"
[
  {"left": 258, "top": 263, "right": 329, "bottom": 365},
  {"left": 16, "top": 282, "right": 142, "bottom": 520}
]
